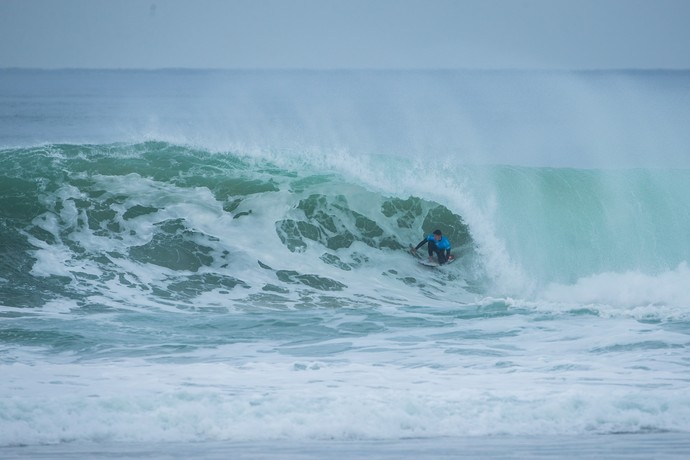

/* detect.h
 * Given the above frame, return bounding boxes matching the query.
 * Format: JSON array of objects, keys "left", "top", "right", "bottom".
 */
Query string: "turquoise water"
[{"left": 1, "top": 70, "right": 689, "bottom": 457}]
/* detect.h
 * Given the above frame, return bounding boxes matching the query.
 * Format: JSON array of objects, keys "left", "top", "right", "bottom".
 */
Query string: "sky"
[{"left": 1, "top": 0, "right": 690, "bottom": 70}]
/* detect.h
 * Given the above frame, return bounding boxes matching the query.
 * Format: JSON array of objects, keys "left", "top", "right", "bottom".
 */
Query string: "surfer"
[{"left": 411, "top": 229, "right": 454, "bottom": 265}]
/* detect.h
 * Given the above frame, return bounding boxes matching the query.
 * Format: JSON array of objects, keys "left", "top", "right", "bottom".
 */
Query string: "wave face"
[
  {"left": 461, "top": 165, "right": 690, "bottom": 295},
  {"left": 1, "top": 70, "right": 690, "bottom": 447}
]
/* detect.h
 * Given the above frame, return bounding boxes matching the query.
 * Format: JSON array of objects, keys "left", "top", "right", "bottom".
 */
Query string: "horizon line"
[{"left": 2, "top": 66, "right": 690, "bottom": 73}]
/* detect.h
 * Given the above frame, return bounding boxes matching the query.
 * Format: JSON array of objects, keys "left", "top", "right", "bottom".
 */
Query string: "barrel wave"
[{"left": 5, "top": 141, "right": 689, "bottom": 312}]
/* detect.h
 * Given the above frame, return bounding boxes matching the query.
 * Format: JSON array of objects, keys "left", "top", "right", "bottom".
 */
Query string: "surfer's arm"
[{"left": 413, "top": 239, "right": 428, "bottom": 251}]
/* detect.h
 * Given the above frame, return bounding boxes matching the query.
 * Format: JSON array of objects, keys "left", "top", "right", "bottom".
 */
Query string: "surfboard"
[
  {"left": 409, "top": 245, "right": 456, "bottom": 267},
  {"left": 417, "top": 257, "right": 456, "bottom": 268}
]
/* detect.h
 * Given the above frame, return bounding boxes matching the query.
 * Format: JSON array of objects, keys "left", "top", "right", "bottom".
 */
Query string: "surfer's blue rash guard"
[
  {"left": 415, "top": 234, "right": 452, "bottom": 264},
  {"left": 429, "top": 234, "right": 451, "bottom": 250},
  {"left": 415, "top": 234, "right": 451, "bottom": 250}
]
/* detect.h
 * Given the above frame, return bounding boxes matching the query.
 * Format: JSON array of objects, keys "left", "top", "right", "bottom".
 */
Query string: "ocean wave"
[{"left": 2, "top": 141, "right": 690, "bottom": 311}]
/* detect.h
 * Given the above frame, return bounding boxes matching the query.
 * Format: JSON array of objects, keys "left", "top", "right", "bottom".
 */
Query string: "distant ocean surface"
[{"left": 1, "top": 69, "right": 690, "bottom": 459}]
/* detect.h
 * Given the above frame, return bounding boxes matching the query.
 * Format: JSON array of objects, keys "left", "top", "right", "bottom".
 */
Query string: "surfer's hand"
[{"left": 410, "top": 248, "right": 417, "bottom": 254}]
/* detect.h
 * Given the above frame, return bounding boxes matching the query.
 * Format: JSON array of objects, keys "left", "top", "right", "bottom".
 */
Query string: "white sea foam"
[
  {"left": 2, "top": 355, "right": 689, "bottom": 446},
  {"left": 540, "top": 262, "right": 690, "bottom": 312}
]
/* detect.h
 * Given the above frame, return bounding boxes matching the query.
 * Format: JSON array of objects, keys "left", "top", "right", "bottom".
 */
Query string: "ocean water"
[{"left": 1, "top": 69, "right": 690, "bottom": 458}]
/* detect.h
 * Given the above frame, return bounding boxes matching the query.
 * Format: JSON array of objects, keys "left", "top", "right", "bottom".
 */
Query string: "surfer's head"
[{"left": 433, "top": 229, "right": 442, "bottom": 240}]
